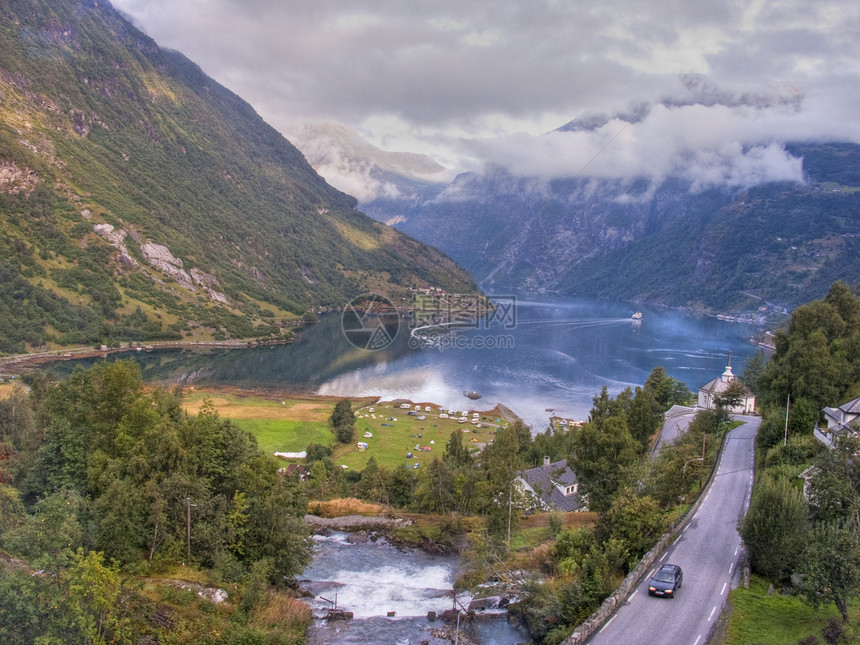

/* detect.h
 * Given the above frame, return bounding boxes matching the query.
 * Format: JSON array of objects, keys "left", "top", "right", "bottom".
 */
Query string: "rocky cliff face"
[{"left": 332, "top": 145, "right": 860, "bottom": 313}]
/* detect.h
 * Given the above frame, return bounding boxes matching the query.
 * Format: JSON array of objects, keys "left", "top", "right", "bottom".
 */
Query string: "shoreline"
[{"left": 0, "top": 336, "right": 297, "bottom": 377}]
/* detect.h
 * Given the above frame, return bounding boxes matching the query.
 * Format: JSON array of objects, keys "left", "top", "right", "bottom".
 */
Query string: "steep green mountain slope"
[{"left": 0, "top": 0, "right": 474, "bottom": 354}]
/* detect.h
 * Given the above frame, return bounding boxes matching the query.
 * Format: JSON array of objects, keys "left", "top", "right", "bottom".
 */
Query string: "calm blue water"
[{"left": 48, "top": 295, "right": 761, "bottom": 429}]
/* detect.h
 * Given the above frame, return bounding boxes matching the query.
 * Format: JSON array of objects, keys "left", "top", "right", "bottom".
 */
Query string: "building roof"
[
  {"left": 520, "top": 459, "right": 582, "bottom": 512},
  {"left": 839, "top": 397, "right": 860, "bottom": 416},
  {"left": 698, "top": 365, "right": 754, "bottom": 398}
]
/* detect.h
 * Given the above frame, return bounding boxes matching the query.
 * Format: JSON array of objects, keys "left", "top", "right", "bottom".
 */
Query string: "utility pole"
[
  {"left": 185, "top": 496, "right": 197, "bottom": 564},
  {"left": 186, "top": 497, "right": 191, "bottom": 564}
]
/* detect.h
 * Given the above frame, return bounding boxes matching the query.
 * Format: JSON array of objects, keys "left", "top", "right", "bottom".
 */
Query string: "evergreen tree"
[{"left": 739, "top": 476, "right": 808, "bottom": 581}]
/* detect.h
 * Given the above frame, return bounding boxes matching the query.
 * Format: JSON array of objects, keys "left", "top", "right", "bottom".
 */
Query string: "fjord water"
[{"left": 51, "top": 295, "right": 761, "bottom": 429}]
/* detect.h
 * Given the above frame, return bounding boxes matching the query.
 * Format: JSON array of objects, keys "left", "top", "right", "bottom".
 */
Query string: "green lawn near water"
[{"left": 231, "top": 418, "right": 334, "bottom": 454}]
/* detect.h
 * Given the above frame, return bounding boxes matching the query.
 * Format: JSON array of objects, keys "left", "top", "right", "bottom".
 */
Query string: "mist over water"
[{"left": 317, "top": 295, "right": 761, "bottom": 428}]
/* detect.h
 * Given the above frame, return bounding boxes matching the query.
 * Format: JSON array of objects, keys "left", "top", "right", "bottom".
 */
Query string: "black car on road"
[{"left": 648, "top": 564, "right": 683, "bottom": 598}]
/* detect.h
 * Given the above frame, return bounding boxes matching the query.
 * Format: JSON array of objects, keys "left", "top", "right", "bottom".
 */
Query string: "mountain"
[
  {"left": 307, "top": 124, "right": 860, "bottom": 315},
  {"left": 287, "top": 122, "right": 448, "bottom": 225},
  {"left": 0, "top": 0, "right": 475, "bottom": 354}
]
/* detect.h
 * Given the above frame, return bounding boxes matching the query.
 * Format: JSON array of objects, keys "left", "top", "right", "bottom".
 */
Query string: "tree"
[
  {"left": 330, "top": 399, "right": 355, "bottom": 428},
  {"left": 571, "top": 414, "right": 639, "bottom": 512},
  {"left": 443, "top": 429, "right": 473, "bottom": 468},
  {"left": 596, "top": 487, "right": 664, "bottom": 567},
  {"left": 627, "top": 387, "right": 663, "bottom": 451},
  {"left": 799, "top": 522, "right": 860, "bottom": 623},
  {"left": 63, "top": 549, "right": 133, "bottom": 645},
  {"left": 481, "top": 422, "right": 529, "bottom": 545},
  {"left": 806, "top": 436, "right": 860, "bottom": 525},
  {"left": 414, "top": 457, "right": 454, "bottom": 514},
  {"left": 309, "top": 460, "right": 329, "bottom": 501},
  {"left": 742, "top": 350, "right": 768, "bottom": 395},
  {"left": 643, "top": 367, "right": 691, "bottom": 410},
  {"left": 330, "top": 399, "right": 356, "bottom": 444},
  {"left": 739, "top": 476, "right": 809, "bottom": 581},
  {"left": 757, "top": 282, "right": 860, "bottom": 413}
]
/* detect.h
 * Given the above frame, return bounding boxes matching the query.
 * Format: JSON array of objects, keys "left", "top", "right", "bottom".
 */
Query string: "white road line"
[
  {"left": 599, "top": 615, "right": 616, "bottom": 633},
  {"left": 729, "top": 562, "right": 735, "bottom": 575},
  {"left": 628, "top": 589, "right": 638, "bottom": 602},
  {"left": 708, "top": 606, "right": 717, "bottom": 621},
  {"left": 674, "top": 535, "right": 683, "bottom": 545},
  {"left": 694, "top": 635, "right": 702, "bottom": 645},
  {"left": 734, "top": 546, "right": 739, "bottom": 556},
  {"left": 648, "top": 568, "right": 656, "bottom": 578},
  {"left": 660, "top": 552, "right": 668, "bottom": 562},
  {"left": 721, "top": 582, "right": 728, "bottom": 595}
]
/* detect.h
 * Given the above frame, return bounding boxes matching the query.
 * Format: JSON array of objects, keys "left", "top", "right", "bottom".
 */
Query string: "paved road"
[
  {"left": 588, "top": 416, "right": 759, "bottom": 645},
  {"left": 653, "top": 412, "right": 696, "bottom": 454}
]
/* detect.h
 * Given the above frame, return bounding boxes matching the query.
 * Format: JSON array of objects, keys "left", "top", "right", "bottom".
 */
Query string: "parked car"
[{"left": 648, "top": 564, "right": 683, "bottom": 598}]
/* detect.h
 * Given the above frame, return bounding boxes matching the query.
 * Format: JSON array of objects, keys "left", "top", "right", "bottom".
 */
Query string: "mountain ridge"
[
  {"left": 297, "top": 123, "right": 860, "bottom": 315},
  {"left": 0, "top": 0, "right": 475, "bottom": 354}
]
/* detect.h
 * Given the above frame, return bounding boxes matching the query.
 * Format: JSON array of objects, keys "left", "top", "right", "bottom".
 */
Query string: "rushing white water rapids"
[{"left": 300, "top": 532, "right": 529, "bottom": 644}]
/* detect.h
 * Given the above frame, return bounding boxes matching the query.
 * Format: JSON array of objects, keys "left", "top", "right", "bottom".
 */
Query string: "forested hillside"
[
  {"left": 0, "top": 0, "right": 474, "bottom": 354},
  {"left": 735, "top": 281, "right": 860, "bottom": 636},
  {"left": 0, "top": 361, "right": 313, "bottom": 643}
]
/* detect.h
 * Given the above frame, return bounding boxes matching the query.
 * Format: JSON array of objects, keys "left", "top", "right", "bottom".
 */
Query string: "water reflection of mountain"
[{"left": 47, "top": 313, "right": 413, "bottom": 391}]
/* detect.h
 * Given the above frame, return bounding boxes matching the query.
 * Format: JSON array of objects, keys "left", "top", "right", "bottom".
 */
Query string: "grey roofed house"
[
  {"left": 517, "top": 457, "right": 583, "bottom": 512},
  {"left": 815, "top": 396, "right": 860, "bottom": 447}
]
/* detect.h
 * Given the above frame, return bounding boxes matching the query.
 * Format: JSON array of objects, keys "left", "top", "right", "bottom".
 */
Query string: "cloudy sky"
[{"left": 112, "top": 0, "right": 860, "bottom": 189}]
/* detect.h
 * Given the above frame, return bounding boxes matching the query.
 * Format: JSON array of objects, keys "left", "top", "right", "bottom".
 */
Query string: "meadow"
[{"left": 181, "top": 390, "right": 511, "bottom": 471}]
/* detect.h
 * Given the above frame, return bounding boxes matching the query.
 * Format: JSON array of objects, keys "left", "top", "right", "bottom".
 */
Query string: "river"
[{"left": 300, "top": 532, "right": 530, "bottom": 644}]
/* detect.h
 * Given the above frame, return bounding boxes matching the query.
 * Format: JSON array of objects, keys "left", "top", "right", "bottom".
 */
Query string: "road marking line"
[
  {"left": 734, "top": 546, "right": 739, "bottom": 556},
  {"left": 660, "top": 552, "right": 668, "bottom": 562},
  {"left": 709, "top": 606, "right": 717, "bottom": 621},
  {"left": 729, "top": 562, "right": 734, "bottom": 574},
  {"left": 628, "top": 590, "right": 638, "bottom": 602},
  {"left": 599, "top": 615, "right": 616, "bottom": 633},
  {"left": 721, "top": 582, "right": 727, "bottom": 595},
  {"left": 694, "top": 635, "right": 702, "bottom": 645},
  {"left": 674, "top": 535, "right": 683, "bottom": 545},
  {"left": 648, "top": 568, "right": 656, "bottom": 578}
]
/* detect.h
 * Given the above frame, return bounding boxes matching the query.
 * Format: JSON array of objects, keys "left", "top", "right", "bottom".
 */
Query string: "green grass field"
[
  {"left": 230, "top": 418, "right": 334, "bottom": 454},
  {"left": 722, "top": 575, "right": 858, "bottom": 644},
  {"left": 335, "top": 402, "right": 506, "bottom": 471},
  {"left": 181, "top": 391, "right": 511, "bottom": 471}
]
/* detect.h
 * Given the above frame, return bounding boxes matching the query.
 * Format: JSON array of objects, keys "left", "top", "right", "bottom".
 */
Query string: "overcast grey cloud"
[{"left": 112, "top": 0, "right": 860, "bottom": 186}]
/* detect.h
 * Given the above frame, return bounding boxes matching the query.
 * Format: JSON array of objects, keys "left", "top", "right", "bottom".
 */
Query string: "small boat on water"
[
  {"left": 464, "top": 390, "right": 482, "bottom": 400},
  {"left": 632, "top": 312, "right": 643, "bottom": 320}
]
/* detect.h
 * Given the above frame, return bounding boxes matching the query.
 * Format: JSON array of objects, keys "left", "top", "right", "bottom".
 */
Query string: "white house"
[{"left": 697, "top": 364, "right": 755, "bottom": 414}]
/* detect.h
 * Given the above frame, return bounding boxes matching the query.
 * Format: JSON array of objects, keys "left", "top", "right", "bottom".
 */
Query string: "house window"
[{"left": 566, "top": 484, "right": 578, "bottom": 495}]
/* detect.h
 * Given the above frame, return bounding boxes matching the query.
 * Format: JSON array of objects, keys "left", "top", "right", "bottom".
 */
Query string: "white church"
[{"left": 697, "top": 363, "right": 756, "bottom": 414}]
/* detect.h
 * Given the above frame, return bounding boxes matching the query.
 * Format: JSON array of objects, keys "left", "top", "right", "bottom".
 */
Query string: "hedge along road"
[{"left": 586, "top": 416, "right": 759, "bottom": 645}]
